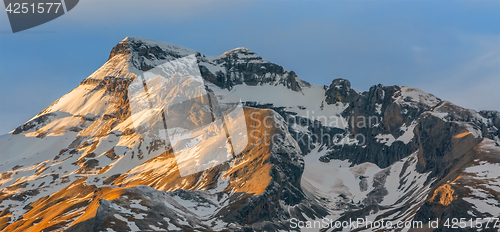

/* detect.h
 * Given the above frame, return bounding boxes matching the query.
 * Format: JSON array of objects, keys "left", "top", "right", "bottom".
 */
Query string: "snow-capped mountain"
[{"left": 1, "top": 37, "right": 499, "bottom": 232}]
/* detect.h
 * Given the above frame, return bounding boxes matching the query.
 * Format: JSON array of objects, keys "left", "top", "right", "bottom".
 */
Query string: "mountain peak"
[
  {"left": 221, "top": 47, "right": 250, "bottom": 56},
  {"left": 112, "top": 37, "right": 198, "bottom": 56},
  {"left": 107, "top": 37, "right": 199, "bottom": 72},
  {"left": 87, "top": 38, "right": 309, "bottom": 92},
  {"left": 220, "top": 46, "right": 262, "bottom": 61}
]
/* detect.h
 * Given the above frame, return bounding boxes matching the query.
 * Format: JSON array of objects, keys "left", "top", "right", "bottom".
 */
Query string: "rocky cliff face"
[
  {"left": 0, "top": 37, "right": 499, "bottom": 232},
  {"left": 324, "top": 78, "right": 360, "bottom": 104}
]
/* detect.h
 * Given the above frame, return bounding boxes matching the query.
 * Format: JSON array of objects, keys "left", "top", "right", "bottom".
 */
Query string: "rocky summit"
[{"left": 0, "top": 37, "right": 499, "bottom": 232}]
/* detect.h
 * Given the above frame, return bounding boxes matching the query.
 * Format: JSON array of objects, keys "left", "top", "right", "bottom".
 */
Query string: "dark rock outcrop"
[{"left": 325, "top": 78, "right": 360, "bottom": 104}]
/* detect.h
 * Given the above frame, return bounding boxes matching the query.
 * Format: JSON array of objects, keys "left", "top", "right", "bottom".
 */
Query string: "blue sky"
[{"left": 0, "top": 0, "right": 499, "bottom": 134}]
